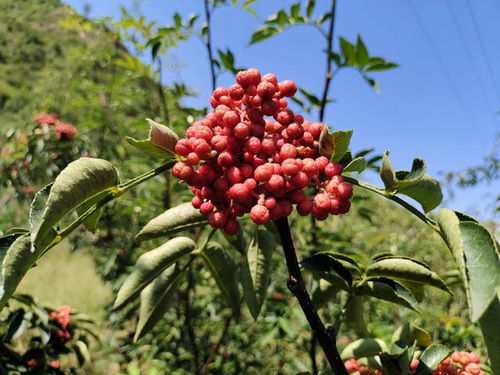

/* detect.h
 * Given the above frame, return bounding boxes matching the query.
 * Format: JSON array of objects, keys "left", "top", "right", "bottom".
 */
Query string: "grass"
[{"left": 17, "top": 240, "right": 112, "bottom": 321}]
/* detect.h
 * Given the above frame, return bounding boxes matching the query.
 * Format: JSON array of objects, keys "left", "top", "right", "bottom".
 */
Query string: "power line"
[
  {"left": 465, "top": 0, "right": 500, "bottom": 108},
  {"left": 405, "top": 0, "right": 480, "bottom": 134},
  {"left": 445, "top": 0, "right": 493, "bottom": 115}
]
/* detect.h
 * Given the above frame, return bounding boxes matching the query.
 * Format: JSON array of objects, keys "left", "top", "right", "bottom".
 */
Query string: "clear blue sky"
[{"left": 64, "top": 0, "right": 499, "bottom": 219}]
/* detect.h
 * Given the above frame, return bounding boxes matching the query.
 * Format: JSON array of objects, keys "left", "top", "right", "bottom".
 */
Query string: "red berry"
[
  {"left": 279, "top": 80, "right": 297, "bottom": 97},
  {"left": 250, "top": 205, "right": 270, "bottom": 224}
]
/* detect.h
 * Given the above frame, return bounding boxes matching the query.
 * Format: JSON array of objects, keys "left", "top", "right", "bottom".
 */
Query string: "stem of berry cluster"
[{"left": 274, "top": 217, "right": 348, "bottom": 375}]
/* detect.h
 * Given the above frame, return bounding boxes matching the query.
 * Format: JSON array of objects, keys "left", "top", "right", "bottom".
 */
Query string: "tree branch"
[
  {"left": 274, "top": 217, "right": 348, "bottom": 375},
  {"left": 203, "top": 0, "right": 217, "bottom": 92},
  {"left": 319, "top": 0, "right": 337, "bottom": 123}
]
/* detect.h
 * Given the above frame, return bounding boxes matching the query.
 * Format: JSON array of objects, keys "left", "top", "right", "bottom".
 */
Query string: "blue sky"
[{"left": 64, "top": 0, "right": 499, "bottom": 218}]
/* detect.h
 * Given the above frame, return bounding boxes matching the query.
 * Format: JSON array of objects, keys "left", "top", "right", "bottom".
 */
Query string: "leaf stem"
[
  {"left": 343, "top": 176, "right": 440, "bottom": 232},
  {"left": 274, "top": 217, "right": 348, "bottom": 375},
  {"left": 118, "top": 160, "right": 176, "bottom": 193}
]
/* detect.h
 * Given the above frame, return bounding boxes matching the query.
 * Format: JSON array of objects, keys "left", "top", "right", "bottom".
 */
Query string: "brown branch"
[
  {"left": 319, "top": 0, "right": 337, "bottom": 123},
  {"left": 274, "top": 217, "right": 348, "bottom": 375},
  {"left": 203, "top": 0, "right": 217, "bottom": 92}
]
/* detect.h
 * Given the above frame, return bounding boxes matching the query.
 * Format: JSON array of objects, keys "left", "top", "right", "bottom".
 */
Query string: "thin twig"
[
  {"left": 200, "top": 315, "right": 233, "bottom": 374},
  {"left": 319, "top": 0, "right": 337, "bottom": 123},
  {"left": 275, "top": 217, "right": 348, "bottom": 375},
  {"left": 184, "top": 266, "right": 200, "bottom": 373},
  {"left": 203, "top": 0, "right": 217, "bottom": 91}
]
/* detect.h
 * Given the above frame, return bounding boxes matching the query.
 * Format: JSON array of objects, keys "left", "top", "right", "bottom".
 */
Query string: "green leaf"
[
  {"left": 392, "top": 322, "right": 432, "bottom": 347},
  {"left": 339, "top": 36, "right": 356, "bottom": 65},
  {"left": 362, "top": 75, "right": 381, "bottom": 94},
  {"left": 355, "top": 277, "right": 420, "bottom": 312},
  {"left": 344, "top": 296, "right": 368, "bottom": 336},
  {"left": 31, "top": 158, "right": 119, "bottom": 251},
  {"left": 341, "top": 338, "right": 388, "bottom": 360},
  {"left": 396, "top": 158, "right": 426, "bottom": 188},
  {"left": 331, "top": 129, "right": 353, "bottom": 162},
  {"left": 240, "top": 229, "right": 274, "bottom": 320},
  {"left": 5, "top": 309, "right": 25, "bottom": 342},
  {"left": 290, "top": 3, "right": 301, "bottom": 20},
  {"left": 379, "top": 152, "right": 442, "bottom": 212},
  {"left": 355, "top": 35, "right": 369, "bottom": 67},
  {"left": 134, "top": 264, "right": 184, "bottom": 341},
  {"left": 73, "top": 340, "right": 91, "bottom": 366},
  {"left": 379, "top": 344, "right": 412, "bottom": 375},
  {"left": 75, "top": 190, "right": 108, "bottom": 233},
  {"left": 113, "top": 237, "right": 195, "bottom": 310},
  {"left": 415, "top": 344, "right": 451, "bottom": 375},
  {"left": 126, "top": 119, "right": 179, "bottom": 159},
  {"left": 299, "top": 88, "right": 322, "bottom": 106},
  {"left": 306, "top": 0, "right": 315, "bottom": 18},
  {"left": 136, "top": 203, "right": 207, "bottom": 241},
  {"left": 318, "top": 126, "right": 334, "bottom": 159},
  {"left": 478, "top": 297, "right": 500, "bottom": 374},
  {"left": 29, "top": 183, "right": 53, "bottom": 243},
  {"left": 366, "top": 257, "right": 451, "bottom": 294},
  {"left": 201, "top": 242, "right": 240, "bottom": 316},
  {"left": 436, "top": 209, "right": 500, "bottom": 321},
  {"left": 301, "top": 252, "right": 353, "bottom": 289},
  {"left": 366, "top": 61, "right": 399, "bottom": 72},
  {"left": 0, "top": 232, "right": 56, "bottom": 309},
  {"left": 397, "top": 176, "right": 443, "bottom": 213},
  {"left": 249, "top": 26, "right": 280, "bottom": 45},
  {"left": 343, "top": 157, "right": 367, "bottom": 173}
]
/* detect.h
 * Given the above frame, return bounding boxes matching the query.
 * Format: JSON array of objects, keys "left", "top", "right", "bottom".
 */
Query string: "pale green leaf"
[
  {"left": 136, "top": 203, "right": 207, "bottom": 241},
  {"left": 31, "top": 158, "right": 119, "bottom": 251},
  {"left": 341, "top": 338, "right": 388, "bottom": 360},
  {"left": 113, "top": 237, "right": 195, "bottom": 310},
  {"left": 343, "top": 157, "right": 367, "bottom": 173},
  {"left": 134, "top": 264, "right": 184, "bottom": 341},
  {"left": 241, "top": 229, "right": 274, "bottom": 320},
  {"left": 331, "top": 129, "right": 353, "bottom": 162},
  {"left": 366, "top": 258, "right": 451, "bottom": 294}
]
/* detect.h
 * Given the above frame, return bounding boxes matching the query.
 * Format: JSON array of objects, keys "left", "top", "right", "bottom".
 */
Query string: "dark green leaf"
[
  {"left": 366, "top": 61, "right": 399, "bottom": 72},
  {"left": 306, "top": 0, "right": 315, "bottom": 18},
  {"left": 355, "top": 35, "right": 369, "bottom": 67},
  {"left": 249, "top": 26, "right": 280, "bottom": 45},
  {"left": 355, "top": 277, "right": 420, "bottom": 312},
  {"left": 301, "top": 252, "right": 353, "bottom": 287},
  {"left": 201, "top": 242, "right": 240, "bottom": 316},
  {"left": 339, "top": 36, "right": 356, "bottom": 65},
  {"left": 478, "top": 297, "right": 500, "bottom": 373},
  {"left": 75, "top": 190, "right": 109, "bottom": 233},
  {"left": 415, "top": 344, "right": 451, "bottom": 375},
  {"left": 113, "top": 237, "right": 195, "bottom": 310}
]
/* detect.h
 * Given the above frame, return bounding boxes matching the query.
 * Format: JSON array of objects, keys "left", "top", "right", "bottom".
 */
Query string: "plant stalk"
[
  {"left": 275, "top": 217, "right": 348, "bottom": 375},
  {"left": 203, "top": 0, "right": 217, "bottom": 92},
  {"left": 319, "top": 0, "right": 337, "bottom": 123}
]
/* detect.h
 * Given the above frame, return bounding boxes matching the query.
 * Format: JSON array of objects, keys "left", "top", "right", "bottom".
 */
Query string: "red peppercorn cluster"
[
  {"left": 49, "top": 305, "right": 72, "bottom": 342},
  {"left": 344, "top": 352, "right": 483, "bottom": 375},
  {"left": 34, "top": 112, "right": 78, "bottom": 141},
  {"left": 172, "top": 68, "right": 353, "bottom": 234}
]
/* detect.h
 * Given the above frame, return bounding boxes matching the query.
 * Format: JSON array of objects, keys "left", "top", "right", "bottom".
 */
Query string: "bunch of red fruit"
[
  {"left": 344, "top": 351, "right": 484, "bottom": 375},
  {"left": 34, "top": 112, "right": 78, "bottom": 141},
  {"left": 172, "top": 68, "right": 353, "bottom": 235},
  {"left": 49, "top": 305, "right": 72, "bottom": 342}
]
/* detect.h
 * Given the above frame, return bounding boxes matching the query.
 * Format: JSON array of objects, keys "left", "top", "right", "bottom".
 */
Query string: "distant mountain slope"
[{"left": 0, "top": 0, "right": 159, "bottom": 134}]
